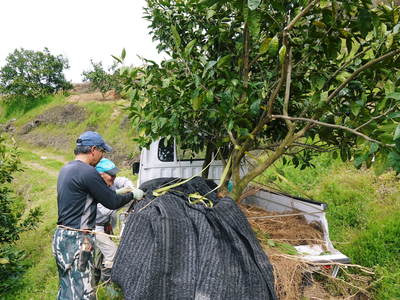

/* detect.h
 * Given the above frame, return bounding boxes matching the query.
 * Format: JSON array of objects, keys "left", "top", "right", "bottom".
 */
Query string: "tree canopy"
[
  {"left": 0, "top": 48, "right": 72, "bottom": 100},
  {"left": 82, "top": 60, "right": 123, "bottom": 97},
  {"left": 121, "top": 0, "right": 400, "bottom": 199}
]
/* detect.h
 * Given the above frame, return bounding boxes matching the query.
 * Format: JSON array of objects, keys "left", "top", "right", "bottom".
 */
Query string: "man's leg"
[
  {"left": 52, "top": 228, "right": 96, "bottom": 300},
  {"left": 95, "top": 232, "right": 118, "bottom": 268}
]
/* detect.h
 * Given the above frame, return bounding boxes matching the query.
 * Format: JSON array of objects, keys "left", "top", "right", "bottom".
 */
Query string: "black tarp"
[{"left": 112, "top": 177, "right": 277, "bottom": 300}]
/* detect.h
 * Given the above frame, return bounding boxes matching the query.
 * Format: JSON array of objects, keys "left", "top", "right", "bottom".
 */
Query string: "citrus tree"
[
  {"left": 0, "top": 48, "right": 72, "bottom": 100},
  {"left": 121, "top": 0, "right": 400, "bottom": 200}
]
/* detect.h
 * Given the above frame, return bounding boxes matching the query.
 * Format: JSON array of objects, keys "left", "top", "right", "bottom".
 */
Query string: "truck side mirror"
[{"left": 132, "top": 162, "right": 140, "bottom": 175}]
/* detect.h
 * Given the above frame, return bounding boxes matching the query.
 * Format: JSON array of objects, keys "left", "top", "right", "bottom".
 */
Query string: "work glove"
[
  {"left": 132, "top": 187, "right": 144, "bottom": 200},
  {"left": 116, "top": 186, "right": 144, "bottom": 200}
]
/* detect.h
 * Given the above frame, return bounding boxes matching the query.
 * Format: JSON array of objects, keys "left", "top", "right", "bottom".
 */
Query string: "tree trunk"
[{"left": 201, "top": 143, "right": 216, "bottom": 178}]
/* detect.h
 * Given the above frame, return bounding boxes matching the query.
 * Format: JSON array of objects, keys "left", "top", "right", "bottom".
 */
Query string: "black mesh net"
[{"left": 112, "top": 177, "right": 277, "bottom": 300}]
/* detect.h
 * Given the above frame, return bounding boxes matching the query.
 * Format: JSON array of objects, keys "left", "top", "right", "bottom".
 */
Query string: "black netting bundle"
[{"left": 112, "top": 177, "right": 277, "bottom": 300}]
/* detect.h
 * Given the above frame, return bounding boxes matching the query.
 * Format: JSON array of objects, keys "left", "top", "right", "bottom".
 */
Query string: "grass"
[
  {"left": 0, "top": 94, "right": 64, "bottom": 124},
  {"left": 5, "top": 167, "right": 58, "bottom": 300}
]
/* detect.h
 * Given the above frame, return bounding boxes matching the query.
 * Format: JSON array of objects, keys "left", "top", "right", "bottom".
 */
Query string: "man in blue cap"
[
  {"left": 94, "top": 158, "right": 143, "bottom": 282},
  {"left": 52, "top": 131, "right": 134, "bottom": 300}
]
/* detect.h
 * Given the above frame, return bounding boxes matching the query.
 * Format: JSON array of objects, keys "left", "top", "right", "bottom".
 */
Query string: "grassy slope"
[
  {"left": 1, "top": 95, "right": 399, "bottom": 299},
  {"left": 1, "top": 95, "right": 138, "bottom": 299}
]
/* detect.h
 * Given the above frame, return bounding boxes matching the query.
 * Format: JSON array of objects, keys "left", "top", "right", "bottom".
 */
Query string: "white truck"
[{"left": 132, "top": 138, "right": 350, "bottom": 273}]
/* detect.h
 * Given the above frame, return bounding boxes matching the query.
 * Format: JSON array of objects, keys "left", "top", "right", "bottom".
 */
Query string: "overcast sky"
[{"left": 0, "top": 0, "right": 165, "bottom": 83}]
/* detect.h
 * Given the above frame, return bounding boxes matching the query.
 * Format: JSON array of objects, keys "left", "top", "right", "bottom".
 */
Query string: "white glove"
[{"left": 132, "top": 187, "right": 144, "bottom": 200}]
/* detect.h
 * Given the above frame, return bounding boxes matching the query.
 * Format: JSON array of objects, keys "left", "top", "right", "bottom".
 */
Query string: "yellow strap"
[
  {"left": 151, "top": 150, "right": 232, "bottom": 208},
  {"left": 188, "top": 192, "right": 214, "bottom": 208}
]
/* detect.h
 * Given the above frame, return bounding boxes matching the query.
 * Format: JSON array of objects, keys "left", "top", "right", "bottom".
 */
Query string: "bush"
[
  {"left": 0, "top": 48, "right": 72, "bottom": 100},
  {"left": 0, "top": 135, "right": 42, "bottom": 295}
]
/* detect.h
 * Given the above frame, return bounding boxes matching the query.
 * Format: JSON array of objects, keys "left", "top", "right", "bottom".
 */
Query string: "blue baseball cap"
[
  {"left": 96, "top": 158, "right": 120, "bottom": 176},
  {"left": 76, "top": 131, "right": 112, "bottom": 152}
]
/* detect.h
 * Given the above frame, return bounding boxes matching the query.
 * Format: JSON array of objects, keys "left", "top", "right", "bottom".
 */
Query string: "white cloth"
[
  {"left": 95, "top": 226, "right": 118, "bottom": 268},
  {"left": 95, "top": 176, "right": 134, "bottom": 267}
]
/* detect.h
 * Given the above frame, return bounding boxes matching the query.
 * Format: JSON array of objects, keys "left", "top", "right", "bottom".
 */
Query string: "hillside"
[{"left": 0, "top": 92, "right": 399, "bottom": 299}]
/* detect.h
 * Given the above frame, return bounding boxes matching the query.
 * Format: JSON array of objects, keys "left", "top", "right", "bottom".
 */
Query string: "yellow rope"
[{"left": 152, "top": 149, "right": 222, "bottom": 197}]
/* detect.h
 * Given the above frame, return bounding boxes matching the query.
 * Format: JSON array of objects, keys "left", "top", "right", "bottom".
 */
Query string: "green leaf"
[
  {"left": 320, "top": 91, "right": 328, "bottom": 102},
  {"left": 354, "top": 155, "right": 366, "bottom": 169},
  {"left": 205, "top": 60, "right": 217, "bottom": 71},
  {"left": 267, "top": 239, "right": 276, "bottom": 247},
  {"left": 363, "top": 49, "right": 375, "bottom": 60},
  {"left": 217, "top": 55, "right": 231, "bottom": 68},
  {"left": 351, "top": 101, "right": 362, "bottom": 116},
  {"left": 111, "top": 55, "right": 122, "bottom": 63},
  {"left": 192, "top": 95, "right": 203, "bottom": 111},
  {"left": 320, "top": 0, "right": 330, "bottom": 9},
  {"left": 207, "top": 9, "right": 216, "bottom": 19},
  {"left": 206, "top": 90, "right": 214, "bottom": 103},
  {"left": 248, "top": 10, "right": 260, "bottom": 38},
  {"left": 386, "top": 33, "right": 394, "bottom": 49},
  {"left": 259, "top": 37, "right": 271, "bottom": 54},
  {"left": 279, "top": 45, "right": 286, "bottom": 64},
  {"left": 387, "top": 92, "right": 400, "bottom": 100},
  {"left": 250, "top": 99, "right": 261, "bottom": 115},
  {"left": 268, "top": 35, "right": 279, "bottom": 56},
  {"left": 184, "top": 39, "right": 197, "bottom": 57},
  {"left": 248, "top": 0, "right": 261, "bottom": 10},
  {"left": 394, "top": 124, "right": 400, "bottom": 141},
  {"left": 121, "top": 48, "right": 126, "bottom": 60},
  {"left": 369, "top": 143, "right": 379, "bottom": 154},
  {"left": 388, "top": 151, "right": 400, "bottom": 173},
  {"left": 335, "top": 71, "right": 351, "bottom": 82},
  {"left": 388, "top": 112, "right": 400, "bottom": 119},
  {"left": 171, "top": 25, "right": 181, "bottom": 49}
]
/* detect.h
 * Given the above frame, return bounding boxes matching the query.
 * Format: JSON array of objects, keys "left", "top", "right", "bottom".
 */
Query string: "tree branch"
[
  {"left": 283, "top": 48, "right": 293, "bottom": 128},
  {"left": 271, "top": 114, "right": 395, "bottom": 147},
  {"left": 242, "top": 22, "right": 250, "bottom": 88},
  {"left": 284, "top": 0, "right": 319, "bottom": 32},
  {"left": 327, "top": 49, "right": 400, "bottom": 102},
  {"left": 354, "top": 105, "right": 397, "bottom": 131},
  {"left": 323, "top": 46, "right": 372, "bottom": 90}
]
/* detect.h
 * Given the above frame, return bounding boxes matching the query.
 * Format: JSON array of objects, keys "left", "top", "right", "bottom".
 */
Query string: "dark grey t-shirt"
[{"left": 57, "top": 160, "right": 133, "bottom": 229}]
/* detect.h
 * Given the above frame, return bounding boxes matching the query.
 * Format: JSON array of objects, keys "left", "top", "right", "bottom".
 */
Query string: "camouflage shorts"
[{"left": 52, "top": 227, "right": 96, "bottom": 300}]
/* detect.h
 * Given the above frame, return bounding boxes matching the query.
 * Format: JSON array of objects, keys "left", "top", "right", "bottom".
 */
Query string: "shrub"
[
  {"left": 82, "top": 60, "right": 123, "bottom": 97},
  {"left": 0, "top": 48, "right": 72, "bottom": 100},
  {"left": 0, "top": 135, "right": 42, "bottom": 295}
]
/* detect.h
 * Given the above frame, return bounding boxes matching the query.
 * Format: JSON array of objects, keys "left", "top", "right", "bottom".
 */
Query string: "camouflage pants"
[{"left": 52, "top": 227, "right": 96, "bottom": 300}]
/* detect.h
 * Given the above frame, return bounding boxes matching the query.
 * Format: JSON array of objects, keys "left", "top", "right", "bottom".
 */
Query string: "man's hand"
[{"left": 132, "top": 188, "right": 144, "bottom": 200}]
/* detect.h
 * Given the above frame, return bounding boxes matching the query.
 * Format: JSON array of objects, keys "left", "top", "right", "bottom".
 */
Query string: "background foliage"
[
  {"left": 0, "top": 48, "right": 72, "bottom": 100},
  {"left": 82, "top": 60, "right": 124, "bottom": 97}
]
